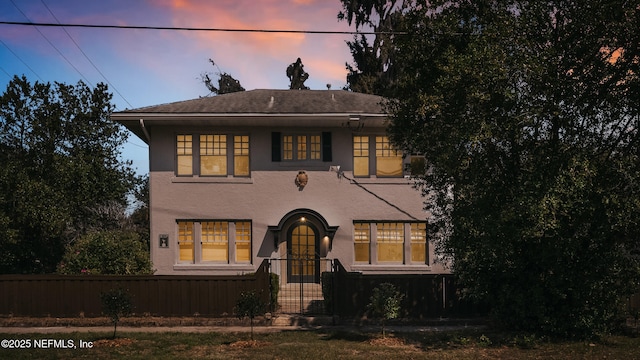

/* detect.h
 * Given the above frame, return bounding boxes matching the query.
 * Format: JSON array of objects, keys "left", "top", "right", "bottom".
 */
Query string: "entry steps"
[{"left": 277, "top": 283, "right": 325, "bottom": 314}]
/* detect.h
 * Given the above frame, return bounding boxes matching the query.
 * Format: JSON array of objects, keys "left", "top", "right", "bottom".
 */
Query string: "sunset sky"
[{"left": 0, "top": 0, "right": 359, "bottom": 174}]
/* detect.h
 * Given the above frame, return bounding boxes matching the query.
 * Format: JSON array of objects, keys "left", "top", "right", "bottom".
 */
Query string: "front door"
[{"left": 287, "top": 223, "right": 319, "bottom": 283}]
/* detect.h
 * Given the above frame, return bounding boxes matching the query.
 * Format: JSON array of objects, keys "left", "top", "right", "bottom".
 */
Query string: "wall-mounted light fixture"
[
  {"left": 343, "top": 115, "right": 364, "bottom": 131},
  {"left": 329, "top": 165, "right": 343, "bottom": 179}
]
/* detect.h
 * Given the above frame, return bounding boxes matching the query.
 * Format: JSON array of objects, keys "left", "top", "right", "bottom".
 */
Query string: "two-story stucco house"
[{"left": 113, "top": 89, "right": 448, "bottom": 283}]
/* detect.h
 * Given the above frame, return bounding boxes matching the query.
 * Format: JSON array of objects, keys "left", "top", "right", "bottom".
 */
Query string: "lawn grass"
[{"left": 1, "top": 328, "right": 639, "bottom": 359}]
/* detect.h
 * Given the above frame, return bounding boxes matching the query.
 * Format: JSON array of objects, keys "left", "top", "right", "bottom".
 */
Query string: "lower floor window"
[
  {"left": 353, "top": 221, "right": 427, "bottom": 265},
  {"left": 177, "top": 220, "right": 251, "bottom": 264}
]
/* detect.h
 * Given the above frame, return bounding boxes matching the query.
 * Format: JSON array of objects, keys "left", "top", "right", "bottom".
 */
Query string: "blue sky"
[{"left": 0, "top": 0, "right": 356, "bottom": 175}]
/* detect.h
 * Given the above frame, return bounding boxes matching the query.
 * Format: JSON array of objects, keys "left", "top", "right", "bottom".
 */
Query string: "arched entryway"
[{"left": 268, "top": 208, "right": 338, "bottom": 285}]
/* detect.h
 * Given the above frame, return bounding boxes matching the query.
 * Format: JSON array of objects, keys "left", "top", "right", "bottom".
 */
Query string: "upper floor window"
[
  {"left": 200, "top": 134, "right": 227, "bottom": 176},
  {"left": 272, "top": 132, "right": 332, "bottom": 162},
  {"left": 234, "top": 135, "right": 250, "bottom": 176},
  {"left": 353, "top": 136, "right": 369, "bottom": 177},
  {"left": 176, "top": 134, "right": 249, "bottom": 177},
  {"left": 407, "top": 155, "right": 426, "bottom": 176},
  {"left": 353, "top": 135, "right": 403, "bottom": 177},
  {"left": 177, "top": 135, "right": 193, "bottom": 176},
  {"left": 375, "top": 136, "right": 403, "bottom": 177}
]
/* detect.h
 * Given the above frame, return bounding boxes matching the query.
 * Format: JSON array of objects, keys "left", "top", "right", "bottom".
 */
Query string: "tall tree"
[
  {"left": 338, "top": 0, "right": 410, "bottom": 95},
  {"left": 387, "top": 1, "right": 640, "bottom": 337},
  {"left": 0, "top": 76, "right": 138, "bottom": 273},
  {"left": 201, "top": 59, "right": 245, "bottom": 95}
]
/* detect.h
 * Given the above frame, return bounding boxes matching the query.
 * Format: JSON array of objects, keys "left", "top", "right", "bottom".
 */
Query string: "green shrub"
[
  {"left": 100, "top": 287, "right": 133, "bottom": 338},
  {"left": 269, "top": 273, "right": 279, "bottom": 312},
  {"left": 367, "top": 282, "right": 404, "bottom": 338},
  {"left": 321, "top": 272, "right": 333, "bottom": 314},
  {"left": 236, "top": 290, "right": 265, "bottom": 340},
  {"left": 57, "top": 230, "right": 153, "bottom": 275}
]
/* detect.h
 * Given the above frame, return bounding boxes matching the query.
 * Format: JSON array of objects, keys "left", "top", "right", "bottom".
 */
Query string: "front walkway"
[{"left": 0, "top": 315, "right": 486, "bottom": 334}]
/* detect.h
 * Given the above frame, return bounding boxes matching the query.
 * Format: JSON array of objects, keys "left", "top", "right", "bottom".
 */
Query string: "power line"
[
  {"left": 0, "top": 38, "right": 44, "bottom": 81},
  {"left": 0, "top": 20, "right": 408, "bottom": 35},
  {"left": 0, "top": 65, "right": 12, "bottom": 79},
  {"left": 339, "top": 172, "right": 420, "bottom": 221},
  {"left": 9, "top": 0, "right": 94, "bottom": 87},
  {"left": 39, "top": 0, "right": 134, "bottom": 109}
]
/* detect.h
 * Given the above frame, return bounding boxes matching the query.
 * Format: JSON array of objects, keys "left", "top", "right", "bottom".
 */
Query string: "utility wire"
[
  {"left": 0, "top": 20, "right": 408, "bottom": 35},
  {"left": 39, "top": 0, "right": 134, "bottom": 109},
  {"left": 9, "top": 0, "right": 94, "bottom": 87},
  {"left": 339, "top": 171, "right": 420, "bottom": 221},
  {"left": 0, "top": 38, "right": 44, "bottom": 81},
  {"left": 0, "top": 65, "right": 12, "bottom": 79}
]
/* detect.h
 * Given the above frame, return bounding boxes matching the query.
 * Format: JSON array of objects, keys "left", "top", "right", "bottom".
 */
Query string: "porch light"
[
  {"left": 320, "top": 235, "right": 331, "bottom": 257},
  {"left": 344, "top": 115, "right": 364, "bottom": 131},
  {"left": 300, "top": 217, "right": 306, "bottom": 222}
]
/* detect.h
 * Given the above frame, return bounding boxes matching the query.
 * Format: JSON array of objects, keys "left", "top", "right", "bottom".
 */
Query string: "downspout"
[{"left": 139, "top": 118, "right": 151, "bottom": 143}]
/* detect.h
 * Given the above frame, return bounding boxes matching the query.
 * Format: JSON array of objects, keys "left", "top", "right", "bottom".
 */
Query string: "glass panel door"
[{"left": 288, "top": 224, "right": 319, "bottom": 283}]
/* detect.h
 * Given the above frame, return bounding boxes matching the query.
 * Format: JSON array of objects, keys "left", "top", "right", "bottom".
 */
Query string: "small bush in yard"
[
  {"left": 100, "top": 287, "right": 133, "bottom": 338},
  {"left": 236, "top": 290, "right": 265, "bottom": 340},
  {"left": 367, "top": 282, "right": 404, "bottom": 338}
]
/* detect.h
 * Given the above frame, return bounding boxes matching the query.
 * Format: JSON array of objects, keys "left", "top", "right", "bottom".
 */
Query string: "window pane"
[
  {"left": 234, "top": 156, "right": 249, "bottom": 176},
  {"left": 177, "top": 156, "right": 193, "bottom": 176},
  {"left": 353, "top": 136, "right": 369, "bottom": 177},
  {"left": 178, "top": 221, "right": 194, "bottom": 262},
  {"left": 297, "top": 135, "right": 307, "bottom": 160},
  {"left": 201, "top": 135, "right": 227, "bottom": 176},
  {"left": 376, "top": 156, "right": 403, "bottom": 177},
  {"left": 234, "top": 135, "right": 250, "bottom": 175},
  {"left": 283, "top": 136, "right": 293, "bottom": 160},
  {"left": 410, "top": 223, "right": 427, "bottom": 263},
  {"left": 354, "top": 223, "right": 370, "bottom": 263},
  {"left": 377, "top": 223, "right": 404, "bottom": 262},
  {"left": 235, "top": 221, "right": 251, "bottom": 263},
  {"left": 202, "top": 221, "right": 228, "bottom": 262},
  {"left": 310, "top": 135, "right": 321, "bottom": 160},
  {"left": 201, "top": 156, "right": 227, "bottom": 175},
  {"left": 376, "top": 136, "right": 402, "bottom": 177},
  {"left": 176, "top": 135, "right": 192, "bottom": 175}
]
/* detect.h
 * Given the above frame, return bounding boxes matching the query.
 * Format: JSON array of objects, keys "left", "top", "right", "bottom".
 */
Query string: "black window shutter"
[
  {"left": 322, "top": 132, "right": 332, "bottom": 162},
  {"left": 271, "top": 132, "right": 281, "bottom": 162}
]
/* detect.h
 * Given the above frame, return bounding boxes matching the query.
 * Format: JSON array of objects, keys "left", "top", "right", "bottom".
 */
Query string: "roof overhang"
[{"left": 112, "top": 112, "right": 388, "bottom": 144}]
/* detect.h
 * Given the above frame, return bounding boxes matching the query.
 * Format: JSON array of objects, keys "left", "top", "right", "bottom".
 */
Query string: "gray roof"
[
  {"left": 121, "top": 89, "right": 384, "bottom": 114},
  {"left": 112, "top": 89, "right": 387, "bottom": 144}
]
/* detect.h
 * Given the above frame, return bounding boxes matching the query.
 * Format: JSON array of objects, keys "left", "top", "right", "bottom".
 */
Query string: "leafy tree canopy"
[
  {"left": 0, "top": 75, "right": 138, "bottom": 273},
  {"left": 385, "top": 0, "right": 640, "bottom": 338},
  {"left": 338, "top": 0, "right": 411, "bottom": 95}
]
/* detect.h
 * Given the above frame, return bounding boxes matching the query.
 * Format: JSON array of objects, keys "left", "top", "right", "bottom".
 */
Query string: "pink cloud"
[{"left": 145, "top": 0, "right": 352, "bottom": 89}]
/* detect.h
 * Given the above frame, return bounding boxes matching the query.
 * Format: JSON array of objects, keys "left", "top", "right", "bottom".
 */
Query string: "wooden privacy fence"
[
  {"left": 0, "top": 261, "right": 271, "bottom": 317},
  {"left": 326, "top": 261, "right": 487, "bottom": 318}
]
